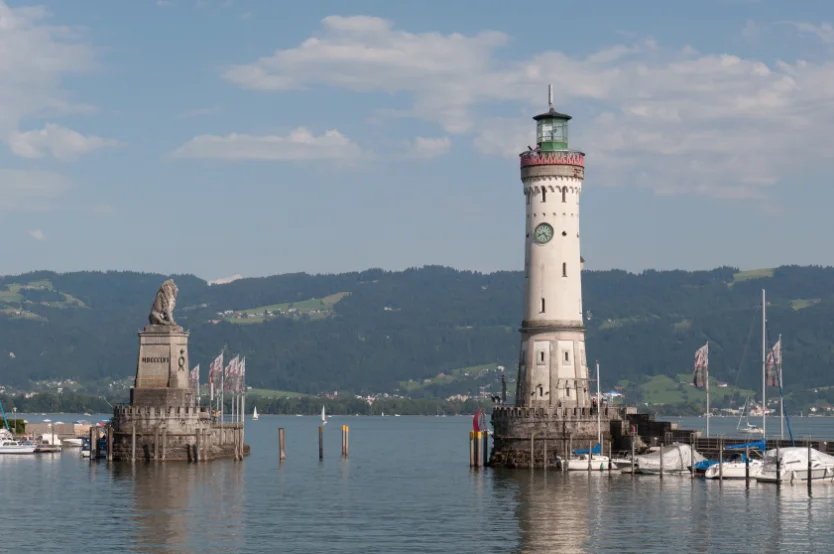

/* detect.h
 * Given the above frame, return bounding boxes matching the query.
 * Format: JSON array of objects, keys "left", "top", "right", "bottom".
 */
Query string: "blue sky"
[{"left": 1, "top": 0, "right": 833, "bottom": 281}]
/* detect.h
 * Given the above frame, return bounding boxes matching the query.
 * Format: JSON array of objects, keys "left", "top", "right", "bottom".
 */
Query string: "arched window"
[
  {"left": 562, "top": 188, "right": 567, "bottom": 203},
  {"left": 562, "top": 262, "right": 567, "bottom": 277},
  {"left": 542, "top": 189, "right": 547, "bottom": 203},
  {"left": 540, "top": 298, "right": 545, "bottom": 313}
]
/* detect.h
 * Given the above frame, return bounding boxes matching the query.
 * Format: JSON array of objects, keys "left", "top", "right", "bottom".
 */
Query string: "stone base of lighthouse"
[{"left": 489, "top": 405, "right": 623, "bottom": 468}]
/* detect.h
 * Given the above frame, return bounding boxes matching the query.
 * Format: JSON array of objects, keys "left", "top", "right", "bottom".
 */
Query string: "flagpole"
[
  {"left": 762, "top": 289, "right": 767, "bottom": 438},
  {"left": 705, "top": 342, "right": 710, "bottom": 439},
  {"left": 779, "top": 333, "right": 784, "bottom": 440}
]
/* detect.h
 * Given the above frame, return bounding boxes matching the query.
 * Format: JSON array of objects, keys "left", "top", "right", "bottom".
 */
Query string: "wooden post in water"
[
  {"left": 530, "top": 432, "right": 534, "bottom": 469},
  {"left": 345, "top": 425, "right": 349, "bottom": 458},
  {"left": 89, "top": 427, "right": 95, "bottom": 463},
  {"left": 659, "top": 442, "right": 664, "bottom": 480},
  {"left": 161, "top": 429, "right": 167, "bottom": 462},
  {"left": 106, "top": 427, "right": 113, "bottom": 462},
  {"left": 808, "top": 440, "right": 813, "bottom": 496},
  {"left": 195, "top": 428, "right": 201, "bottom": 463},
  {"left": 568, "top": 435, "right": 573, "bottom": 466},
  {"left": 469, "top": 432, "right": 475, "bottom": 467},
  {"left": 631, "top": 436, "right": 636, "bottom": 477},
  {"left": 318, "top": 426, "right": 323, "bottom": 460},
  {"left": 153, "top": 427, "right": 159, "bottom": 461},
  {"left": 608, "top": 441, "right": 612, "bottom": 476},
  {"left": 776, "top": 443, "right": 781, "bottom": 487},
  {"left": 341, "top": 425, "right": 345, "bottom": 458},
  {"left": 718, "top": 436, "right": 724, "bottom": 481},
  {"left": 482, "top": 430, "right": 489, "bottom": 468},
  {"left": 474, "top": 432, "right": 481, "bottom": 468},
  {"left": 279, "top": 428, "right": 286, "bottom": 461},
  {"left": 131, "top": 424, "right": 136, "bottom": 463},
  {"left": 745, "top": 442, "right": 750, "bottom": 487},
  {"left": 588, "top": 441, "right": 592, "bottom": 472}
]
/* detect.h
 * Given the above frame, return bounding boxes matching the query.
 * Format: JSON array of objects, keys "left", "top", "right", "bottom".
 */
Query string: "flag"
[
  {"left": 209, "top": 352, "right": 223, "bottom": 384},
  {"left": 765, "top": 338, "right": 782, "bottom": 387},
  {"left": 693, "top": 342, "right": 708, "bottom": 388},
  {"left": 239, "top": 357, "right": 246, "bottom": 392},
  {"left": 190, "top": 364, "right": 199, "bottom": 389}
]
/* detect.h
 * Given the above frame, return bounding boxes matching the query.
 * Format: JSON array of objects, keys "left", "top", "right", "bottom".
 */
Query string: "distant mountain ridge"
[{"left": 0, "top": 265, "right": 833, "bottom": 402}]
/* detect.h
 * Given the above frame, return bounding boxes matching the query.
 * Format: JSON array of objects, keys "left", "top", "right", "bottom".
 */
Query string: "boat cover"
[
  {"left": 636, "top": 444, "right": 706, "bottom": 472},
  {"left": 573, "top": 443, "right": 601, "bottom": 455}
]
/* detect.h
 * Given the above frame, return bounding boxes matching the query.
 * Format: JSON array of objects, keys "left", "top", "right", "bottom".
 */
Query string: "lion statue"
[{"left": 148, "top": 279, "right": 179, "bottom": 326}]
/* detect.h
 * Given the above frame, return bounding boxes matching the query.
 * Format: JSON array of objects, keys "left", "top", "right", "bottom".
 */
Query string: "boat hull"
[
  {"left": 566, "top": 456, "right": 610, "bottom": 471},
  {"left": 704, "top": 462, "right": 763, "bottom": 479},
  {"left": 0, "top": 446, "right": 37, "bottom": 454}
]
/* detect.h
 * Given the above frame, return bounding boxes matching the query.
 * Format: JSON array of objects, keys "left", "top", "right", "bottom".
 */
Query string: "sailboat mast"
[
  {"left": 779, "top": 333, "right": 784, "bottom": 440},
  {"left": 596, "top": 361, "right": 601, "bottom": 448},
  {"left": 761, "top": 288, "right": 767, "bottom": 437}
]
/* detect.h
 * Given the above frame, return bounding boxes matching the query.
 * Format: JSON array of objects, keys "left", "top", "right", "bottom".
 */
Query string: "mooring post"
[
  {"left": 745, "top": 441, "right": 750, "bottom": 487},
  {"left": 88, "top": 427, "right": 94, "bottom": 463},
  {"left": 530, "top": 432, "right": 534, "bottom": 469},
  {"left": 106, "top": 427, "right": 113, "bottom": 462},
  {"left": 318, "top": 426, "right": 323, "bottom": 460},
  {"left": 279, "top": 428, "right": 286, "bottom": 461},
  {"left": 631, "top": 435, "right": 636, "bottom": 477},
  {"left": 153, "top": 427, "right": 159, "bottom": 461},
  {"left": 195, "top": 429, "right": 201, "bottom": 463},
  {"left": 131, "top": 424, "right": 136, "bottom": 463},
  {"left": 161, "top": 428, "right": 167, "bottom": 462},
  {"left": 482, "top": 430, "right": 489, "bottom": 468},
  {"left": 345, "top": 425, "right": 349, "bottom": 458},
  {"left": 587, "top": 441, "right": 592, "bottom": 472},
  {"left": 659, "top": 442, "right": 664, "bottom": 479},
  {"left": 475, "top": 432, "right": 482, "bottom": 468},
  {"left": 776, "top": 443, "right": 781, "bottom": 487},
  {"left": 469, "top": 431, "right": 475, "bottom": 467},
  {"left": 341, "top": 425, "right": 345, "bottom": 458},
  {"left": 608, "top": 441, "right": 612, "bottom": 476},
  {"left": 808, "top": 439, "right": 813, "bottom": 496},
  {"left": 568, "top": 435, "right": 573, "bottom": 465},
  {"left": 719, "top": 435, "right": 724, "bottom": 482}
]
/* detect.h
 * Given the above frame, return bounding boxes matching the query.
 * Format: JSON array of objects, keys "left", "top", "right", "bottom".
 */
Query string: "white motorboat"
[
  {"left": 567, "top": 454, "right": 611, "bottom": 471},
  {"left": 740, "top": 423, "right": 764, "bottom": 435},
  {"left": 704, "top": 453, "right": 764, "bottom": 479},
  {"left": 756, "top": 447, "right": 834, "bottom": 483},
  {"left": 62, "top": 437, "right": 84, "bottom": 448},
  {"left": 0, "top": 439, "right": 37, "bottom": 454}
]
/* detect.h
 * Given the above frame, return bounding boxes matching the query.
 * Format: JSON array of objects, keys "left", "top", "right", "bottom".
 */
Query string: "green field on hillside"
[
  {"left": 635, "top": 373, "right": 756, "bottom": 406},
  {"left": 247, "top": 388, "right": 308, "bottom": 398},
  {"left": 224, "top": 292, "right": 350, "bottom": 324},
  {"left": 730, "top": 268, "right": 774, "bottom": 285}
]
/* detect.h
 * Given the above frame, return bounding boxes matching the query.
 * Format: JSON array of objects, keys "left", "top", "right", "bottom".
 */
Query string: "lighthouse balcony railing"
[{"left": 520, "top": 149, "right": 585, "bottom": 168}]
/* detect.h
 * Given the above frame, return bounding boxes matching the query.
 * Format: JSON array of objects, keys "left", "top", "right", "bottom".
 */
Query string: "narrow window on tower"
[
  {"left": 542, "top": 189, "right": 547, "bottom": 203},
  {"left": 562, "top": 262, "right": 567, "bottom": 277},
  {"left": 564, "top": 351, "right": 569, "bottom": 363},
  {"left": 540, "top": 298, "right": 545, "bottom": 313},
  {"left": 562, "top": 188, "right": 567, "bottom": 203}
]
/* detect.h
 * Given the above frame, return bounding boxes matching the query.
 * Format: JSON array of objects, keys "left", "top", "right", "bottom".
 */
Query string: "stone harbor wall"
[
  {"left": 490, "top": 405, "right": 622, "bottom": 468},
  {"left": 111, "top": 405, "right": 248, "bottom": 462}
]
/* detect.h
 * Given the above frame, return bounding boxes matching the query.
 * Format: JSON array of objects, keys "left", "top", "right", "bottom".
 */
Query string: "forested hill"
[{"left": 0, "top": 265, "right": 833, "bottom": 399}]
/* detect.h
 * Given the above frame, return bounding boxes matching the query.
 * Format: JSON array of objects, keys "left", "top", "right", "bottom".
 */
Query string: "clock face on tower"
[{"left": 533, "top": 223, "right": 554, "bottom": 244}]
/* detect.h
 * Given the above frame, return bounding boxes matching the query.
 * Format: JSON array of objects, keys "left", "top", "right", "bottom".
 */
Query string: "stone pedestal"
[
  {"left": 489, "top": 405, "right": 621, "bottom": 468},
  {"left": 112, "top": 323, "right": 248, "bottom": 462}
]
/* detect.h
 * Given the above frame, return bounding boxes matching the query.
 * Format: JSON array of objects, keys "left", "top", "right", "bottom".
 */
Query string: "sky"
[{"left": 1, "top": 0, "right": 834, "bottom": 281}]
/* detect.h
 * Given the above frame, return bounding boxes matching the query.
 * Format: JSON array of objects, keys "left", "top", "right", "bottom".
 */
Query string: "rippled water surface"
[{"left": 2, "top": 415, "right": 834, "bottom": 552}]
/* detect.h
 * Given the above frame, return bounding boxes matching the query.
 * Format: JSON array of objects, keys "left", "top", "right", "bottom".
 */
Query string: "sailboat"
[
  {"left": 737, "top": 397, "right": 763, "bottom": 435},
  {"left": 321, "top": 405, "right": 327, "bottom": 426},
  {"left": 567, "top": 361, "right": 610, "bottom": 471},
  {"left": 252, "top": 406, "right": 259, "bottom": 421}
]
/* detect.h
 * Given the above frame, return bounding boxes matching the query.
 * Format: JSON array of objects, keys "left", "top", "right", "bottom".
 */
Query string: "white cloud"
[
  {"left": 9, "top": 124, "right": 120, "bottom": 161},
  {"left": 28, "top": 229, "right": 46, "bottom": 241},
  {"left": 223, "top": 15, "right": 834, "bottom": 197},
  {"left": 0, "top": 170, "right": 72, "bottom": 211},
  {"left": 406, "top": 136, "right": 451, "bottom": 160},
  {"left": 173, "top": 127, "right": 362, "bottom": 162},
  {"left": 0, "top": 3, "right": 96, "bottom": 137},
  {"left": 786, "top": 21, "right": 834, "bottom": 43}
]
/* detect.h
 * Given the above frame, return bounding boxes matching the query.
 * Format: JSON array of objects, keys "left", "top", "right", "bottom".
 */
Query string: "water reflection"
[{"left": 111, "top": 462, "right": 246, "bottom": 553}]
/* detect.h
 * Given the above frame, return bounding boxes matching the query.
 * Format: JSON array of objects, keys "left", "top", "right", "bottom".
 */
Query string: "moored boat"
[
  {"left": 756, "top": 447, "right": 834, "bottom": 483},
  {"left": 0, "top": 438, "right": 37, "bottom": 455}
]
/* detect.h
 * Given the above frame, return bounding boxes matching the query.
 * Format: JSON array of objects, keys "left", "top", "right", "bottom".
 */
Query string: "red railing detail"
[{"left": 520, "top": 151, "right": 584, "bottom": 168}]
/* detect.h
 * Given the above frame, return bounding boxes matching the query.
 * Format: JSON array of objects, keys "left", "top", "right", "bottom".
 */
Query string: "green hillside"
[{"left": 1, "top": 265, "right": 834, "bottom": 413}]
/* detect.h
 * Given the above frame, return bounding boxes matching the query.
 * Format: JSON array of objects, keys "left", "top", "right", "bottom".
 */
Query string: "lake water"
[{"left": 3, "top": 414, "right": 834, "bottom": 552}]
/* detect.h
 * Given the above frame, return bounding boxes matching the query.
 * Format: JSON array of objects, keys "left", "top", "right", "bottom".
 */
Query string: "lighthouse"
[
  {"left": 517, "top": 85, "right": 589, "bottom": 409},
  {"left": 488, "top": 86, "right": 618, "bottom": 469}
]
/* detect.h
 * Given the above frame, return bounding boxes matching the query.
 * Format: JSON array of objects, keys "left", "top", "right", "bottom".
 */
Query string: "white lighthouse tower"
[{"left": 517, "top": 85, "right": 589, "bottom": 409}]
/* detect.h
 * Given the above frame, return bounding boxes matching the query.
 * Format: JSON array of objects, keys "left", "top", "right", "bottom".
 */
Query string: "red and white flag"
[
  {"left": 190, "top": 364, "right": 199, "bottom": 389},
  {"left": 765, "top": 338, "right": 782, "bottom": 387}
]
